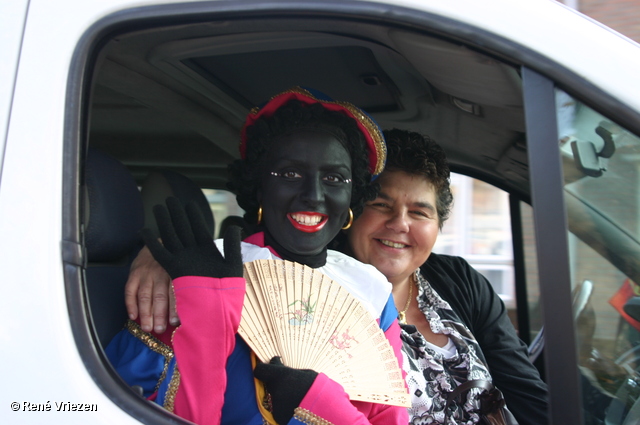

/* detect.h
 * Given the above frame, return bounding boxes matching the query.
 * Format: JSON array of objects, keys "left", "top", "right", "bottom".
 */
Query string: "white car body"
[{"left": 1, "top": 1, "right": 639, "bottom": 424}]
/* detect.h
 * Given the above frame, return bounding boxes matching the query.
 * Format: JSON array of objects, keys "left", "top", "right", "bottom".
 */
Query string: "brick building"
[{"left": 559, "top": 0, "right": 640, "bottom": 43}]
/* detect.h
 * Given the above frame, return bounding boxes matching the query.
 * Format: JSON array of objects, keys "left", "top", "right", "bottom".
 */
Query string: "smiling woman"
[
  {"left": 339, "top": 129, "right": 546, "bottom": 424},
  {"left": 347, "top": 169, "right": 441, "bottom": 286}
]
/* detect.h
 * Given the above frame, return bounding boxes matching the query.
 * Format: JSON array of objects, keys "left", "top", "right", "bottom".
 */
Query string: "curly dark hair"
[
  {"left": 383, "top": 128, "right": 453, "bottom": 229},
  {"left": 227, "top": 99, "right": 379, "bottom": 224}
]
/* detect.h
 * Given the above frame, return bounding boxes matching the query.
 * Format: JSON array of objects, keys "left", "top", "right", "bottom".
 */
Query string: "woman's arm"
[{"left": 423, "top": 254, "right": 548, "bottom": 425}]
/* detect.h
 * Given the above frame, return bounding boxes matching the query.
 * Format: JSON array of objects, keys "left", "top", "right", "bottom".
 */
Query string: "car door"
[
  {"left": 0, "top": 1, "right": 29, "bottom": 174},
  {"left": 26, "top": 1, "right": 638, "bottom": 425}
]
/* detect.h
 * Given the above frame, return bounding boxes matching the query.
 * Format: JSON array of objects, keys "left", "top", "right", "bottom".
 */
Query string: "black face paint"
[{"left": 260, "top": 129, "right": 352, "bottom": 259}]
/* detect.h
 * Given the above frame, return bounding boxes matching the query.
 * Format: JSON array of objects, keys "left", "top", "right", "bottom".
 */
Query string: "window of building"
[{"left": 433, "top": 174, "right": 515, "bottom": 308}]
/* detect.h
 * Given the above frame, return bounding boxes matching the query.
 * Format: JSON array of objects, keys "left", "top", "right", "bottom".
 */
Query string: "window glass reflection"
[{"left": 557, "top": 88, "right": 640, "bottom": 424}]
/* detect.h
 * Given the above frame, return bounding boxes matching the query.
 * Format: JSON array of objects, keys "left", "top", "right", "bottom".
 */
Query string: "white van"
[{"left": 2, "top": 1, "right": 640, "bottom": 424}]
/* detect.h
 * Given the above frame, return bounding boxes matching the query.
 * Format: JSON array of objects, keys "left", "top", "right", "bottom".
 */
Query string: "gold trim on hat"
[{"left": 251, "top": 87, "right": 386, "bottom": 175}]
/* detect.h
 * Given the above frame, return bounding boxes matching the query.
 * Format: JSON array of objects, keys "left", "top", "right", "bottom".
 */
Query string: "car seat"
[
  {"left": 84, "top": 148, "right": 144, "bottom": 349},
  {"left": 140, "top": 169, "right": 215, "bottom": 237}
]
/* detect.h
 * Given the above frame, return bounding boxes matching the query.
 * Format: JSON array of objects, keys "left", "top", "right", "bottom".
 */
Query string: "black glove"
[
  {"left": 254, "top": 357, "right": 318, "bottom": 425},
  {"left": 141, "top": 197, "right": 243, "bottom": 279}
]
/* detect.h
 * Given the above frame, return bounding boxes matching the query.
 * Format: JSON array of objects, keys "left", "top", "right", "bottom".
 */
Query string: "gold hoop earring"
[
  {"left": 257, "top": 205, "right": 263, "bottom": 225},
  {"left": 341, "top": 208, "right": 354, "bottom": 230}
]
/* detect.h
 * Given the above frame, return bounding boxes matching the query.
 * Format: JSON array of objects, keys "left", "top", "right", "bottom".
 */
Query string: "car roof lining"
[{"left": 90, "top": 16, "right": 530, "bottom": 193}]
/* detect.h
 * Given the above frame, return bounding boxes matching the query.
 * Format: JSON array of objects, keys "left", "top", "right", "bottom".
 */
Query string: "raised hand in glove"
[
  {"left": 141, "top": 197, "right": 243, "bottom": 279},
  {"left": 254, "top": 357, "right": 318, "bottom": 425}
]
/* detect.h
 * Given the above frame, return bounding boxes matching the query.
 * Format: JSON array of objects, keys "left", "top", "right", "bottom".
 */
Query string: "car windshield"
[{"left": 558, "top": 89, "right": 640, "bottom": 424}]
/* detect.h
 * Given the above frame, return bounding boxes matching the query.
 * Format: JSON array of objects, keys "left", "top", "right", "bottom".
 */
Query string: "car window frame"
[{"left": 523, "top": 67, "right": 583, "bottom": 424}]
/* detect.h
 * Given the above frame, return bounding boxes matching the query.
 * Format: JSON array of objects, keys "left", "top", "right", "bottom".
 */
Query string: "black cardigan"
[{"left": 421, "top": 253, "right": 548, "bottom": 425}]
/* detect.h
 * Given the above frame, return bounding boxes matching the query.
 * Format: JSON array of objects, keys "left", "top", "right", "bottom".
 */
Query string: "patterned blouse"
[{"left": 401, "top": 270, "right": 493, "bottom": 425}]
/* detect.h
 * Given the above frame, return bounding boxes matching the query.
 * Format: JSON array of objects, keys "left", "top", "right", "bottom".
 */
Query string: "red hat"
[{"left": 240, "top": 87, "right": 386, "bottom": 177}]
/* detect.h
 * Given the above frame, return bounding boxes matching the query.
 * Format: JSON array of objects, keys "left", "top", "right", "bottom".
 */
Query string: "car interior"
[{"left": 67, "top": 4, "right": 640, "bottom": 424}]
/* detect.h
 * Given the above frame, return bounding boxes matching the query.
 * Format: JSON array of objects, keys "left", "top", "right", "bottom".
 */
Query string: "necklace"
[{"left": 397, "top": 274, "right": 414, "bottom": 325}]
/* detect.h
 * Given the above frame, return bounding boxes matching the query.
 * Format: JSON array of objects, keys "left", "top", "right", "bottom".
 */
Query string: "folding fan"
[{"left": 238, "top": 259, "right": 410, "bottom": 407}]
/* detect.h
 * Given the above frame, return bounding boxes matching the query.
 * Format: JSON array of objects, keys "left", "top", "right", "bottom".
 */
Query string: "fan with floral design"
[{"left": 238, "top": 259, "right": 410, "bottom": 407}]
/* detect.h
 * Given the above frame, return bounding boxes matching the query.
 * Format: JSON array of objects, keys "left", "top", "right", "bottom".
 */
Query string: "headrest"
[
  {"left": 84, "top": 148, "right": 144, "bottom": 262},
  {"left": 141, "top": 169, "right": 215, "bottom": 237}
]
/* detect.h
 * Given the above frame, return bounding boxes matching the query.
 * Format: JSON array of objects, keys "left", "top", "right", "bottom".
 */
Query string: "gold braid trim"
[
  {"left": 293, "top": 408, "right": 335, "bottom": 425},
  {"left": 163, "top": 367, "right": 180, "bottom": 412},
  {"left": 333, "top": 99, "right": 386, "bottom": 176},
  {"left": 125, "top": 320, "right": 174, "bottom": 392},
  {"left": 125, "top": 319, "right": 174, "bottom": 357}
]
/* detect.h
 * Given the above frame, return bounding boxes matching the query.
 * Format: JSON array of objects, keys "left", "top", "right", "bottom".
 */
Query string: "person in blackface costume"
[{"left": 106, "top": 87, "right": 408, "bottom": 425}]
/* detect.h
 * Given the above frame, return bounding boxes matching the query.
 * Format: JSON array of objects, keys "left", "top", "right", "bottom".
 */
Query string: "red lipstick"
[{"left": 287, "top": 212, "right": 328, "bottom": 233}]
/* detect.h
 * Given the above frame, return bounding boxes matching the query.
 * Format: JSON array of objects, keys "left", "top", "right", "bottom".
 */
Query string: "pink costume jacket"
[{"left": 106, "top": 233, "right": 408, "bottom": 425}]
